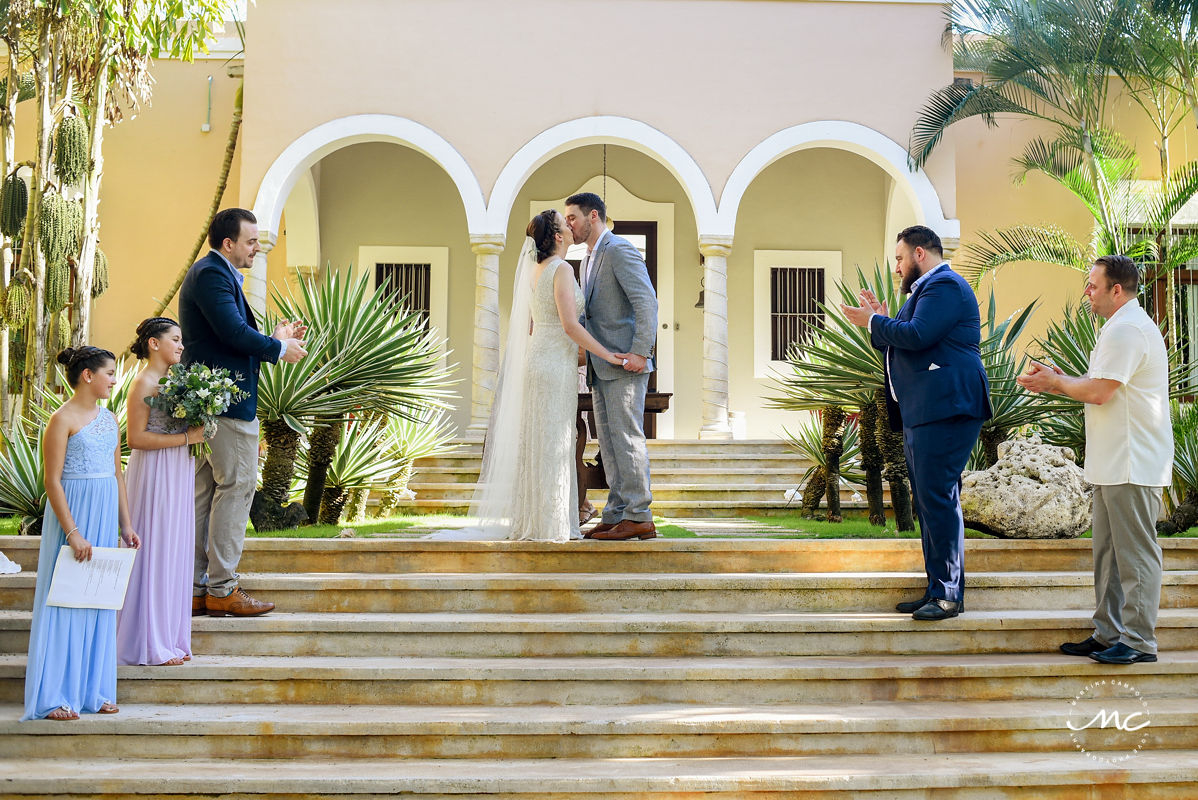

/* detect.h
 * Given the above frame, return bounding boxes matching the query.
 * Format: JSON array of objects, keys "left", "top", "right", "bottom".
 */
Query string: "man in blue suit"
[
  {"left": 180, "top": 208, "right": 307, "bottom": 617},
  {"left": 842, "top": 226, "right": 991, "bottom": 620}
]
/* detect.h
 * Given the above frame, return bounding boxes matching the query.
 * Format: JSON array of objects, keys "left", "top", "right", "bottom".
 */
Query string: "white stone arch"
[
  {"left": 486, "top": 116, "right": 717, "bottom": 235},
  {"left": 251, "top": 114, "right": 487, "bottom": 239},
  {"left": 716, "top": 120, "right": 959, "bottom": 239}
]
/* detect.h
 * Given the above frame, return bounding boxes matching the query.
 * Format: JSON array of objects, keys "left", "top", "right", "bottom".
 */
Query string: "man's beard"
[{"left": 901, "top": 264, "right": 923, "bottom": 294}]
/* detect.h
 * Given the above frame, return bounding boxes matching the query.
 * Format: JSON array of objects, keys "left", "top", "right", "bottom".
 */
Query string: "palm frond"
[
  {"left": 956, "top": 225, "right": 1089, "bottom": 286},
  {"left": 909, "top": 81, "right": 1033, "bottom": 168}
]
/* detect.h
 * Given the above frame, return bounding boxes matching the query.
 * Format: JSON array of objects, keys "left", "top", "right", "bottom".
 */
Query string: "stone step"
[
  {"left": 407, "top": 482, "right": 870, "bottom": 503},
  {"left": 413, "top": 467, "right": 828, "bottom": 486},
  {"left": 5, "top": 608, "right": 1190, "bottom": 659},
  {"left": 392, "top": 498, "right": 873, "bottom": 516},
  {"left": 5, "top": 571, "right": 1194, "bottom": 614},
  {"left": 6, "top": 536, "right": 1196, "bottom": 575},
  {"left": 0, "top": 751, "right": 1194, "bottom": 798},
  {"left": 3, "top": 697, "right": 1194, "bottom": 760},
  {"left": 416, "top": 453, "right": 813, "bottom": 472},
  {"left": 2, "top": 651, "right": 1196, "bottom": 707}
]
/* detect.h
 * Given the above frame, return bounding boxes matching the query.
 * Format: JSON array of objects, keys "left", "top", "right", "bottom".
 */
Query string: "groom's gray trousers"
[{"left": 591, "top": 372, "right": 653, "bottom": 523}]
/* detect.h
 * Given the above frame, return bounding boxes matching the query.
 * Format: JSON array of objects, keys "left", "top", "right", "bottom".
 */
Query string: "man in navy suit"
[
  {"left": 180, "top": 208, "right": 307, "bottom": 617},
  {"left": 842, "top": 226, "right": 991, "bottom": 620}
]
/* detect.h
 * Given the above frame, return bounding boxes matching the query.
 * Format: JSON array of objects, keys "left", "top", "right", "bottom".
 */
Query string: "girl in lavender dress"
[
  {"left": 116, "top": 318, "right": 204, "bottom": 666},
  {"left": 23, "top": 347, "right": 140, "bottom": 721}
]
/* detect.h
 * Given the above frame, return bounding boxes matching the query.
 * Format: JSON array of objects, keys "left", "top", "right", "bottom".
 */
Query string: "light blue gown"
[{"left": 22, "top": 408, "right": 120, "bottom": 721}]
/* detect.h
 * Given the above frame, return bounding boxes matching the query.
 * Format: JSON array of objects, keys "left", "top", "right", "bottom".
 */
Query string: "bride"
[{"left": 431, "top": 210, "right": 625, "bottom": 542}]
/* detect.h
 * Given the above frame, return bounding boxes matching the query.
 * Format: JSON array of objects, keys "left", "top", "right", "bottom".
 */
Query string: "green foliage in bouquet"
[{"left": 146, "top": 363, "right": 248, "bottom": 457}]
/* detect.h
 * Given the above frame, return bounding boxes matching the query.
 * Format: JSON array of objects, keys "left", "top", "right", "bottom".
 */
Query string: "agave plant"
[
  {"left": 315, "top": 416, "right": 407, "bottom": 525},
  {"left": 768, "top": 262, "right": 913, "bottom": 529},
  {"left": 0, "top": 419, "right": 46, "bottom": 534},
  {"left": 976, "top": 295, "right": 1044, "bottom": 466},
  {"left": 1030, "top": 302, "right": 1195, "bottom": 461},
  {"left": 255, "top": 268, "right": 455, "bottom": 528},
  {"left": 374, "top": 408, "right": 459, "bottom": 518},
  {"left": 784, "top": 408, "right": 863, "bottom": 521}
]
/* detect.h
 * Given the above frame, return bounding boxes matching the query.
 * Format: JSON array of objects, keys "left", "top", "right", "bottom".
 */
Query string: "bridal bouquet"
[{"left": 146, "top": 363, "right": 247, "bottom": 457}]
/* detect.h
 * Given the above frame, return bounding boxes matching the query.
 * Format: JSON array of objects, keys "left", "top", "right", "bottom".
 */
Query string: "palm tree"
[
  {"left": 912, "top": 0, "right": 1134, "bottom": 236},
  {"left": 769, "top": 263, "right": 913, "bottom": 529},
  {"left": 254, "top": 268, "right": 454, "bottom": 529}
]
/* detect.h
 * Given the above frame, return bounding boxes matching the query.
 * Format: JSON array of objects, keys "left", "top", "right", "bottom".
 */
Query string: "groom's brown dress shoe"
[
  {"left": 591, "top": 520, "right": 657, "bottom": 540},
  {"left": 206, "top": 588, "right": 274, "bottom": 617},
  {"left": 192, "top": 595, "right": 206, "bottom": 616},
  {"left": 583, "top": 522, "right": 618, "bottom": 540}
]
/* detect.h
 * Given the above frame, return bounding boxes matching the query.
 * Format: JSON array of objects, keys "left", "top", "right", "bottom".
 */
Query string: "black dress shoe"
[
  {"left": 895, "top": 594, "right": 930, "bottom": 613},
  {"left": 897, "top": 595, "right": 964, "bottom": 613},
  {"left": 1089, "top": 642, "right": 1158, "bottom": 664},
  {"left": 912, "top": 598, "right": 961, "bottom": 620},
  {"left": 1060, "top": 636, "right": 1107, "bottom": 657}
]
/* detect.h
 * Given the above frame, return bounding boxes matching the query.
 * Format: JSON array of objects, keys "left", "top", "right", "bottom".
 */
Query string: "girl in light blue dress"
[{"left": 23, "top": 346, "right": 140, "bottom": 721}]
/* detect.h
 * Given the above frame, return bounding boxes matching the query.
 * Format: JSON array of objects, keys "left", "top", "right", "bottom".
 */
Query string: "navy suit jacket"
[
  {"left": 178, "top": 251, "right": 283, "bottom": 421},
  {"left": 870, "top": 265, "right": 992, "bottom": 431}
]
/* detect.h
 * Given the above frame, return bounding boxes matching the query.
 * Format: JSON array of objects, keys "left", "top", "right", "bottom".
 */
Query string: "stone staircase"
[
  {"left": 399, "top": 439, "right": 883, "bottom": 517},
  {"left": 0, "top": 535, "right": 1196, "bottom": 797}
]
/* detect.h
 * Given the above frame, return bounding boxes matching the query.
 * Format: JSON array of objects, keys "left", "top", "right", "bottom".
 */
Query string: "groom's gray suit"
[{"left": 582, "top": 230, "right": 658, "bottom": 523}]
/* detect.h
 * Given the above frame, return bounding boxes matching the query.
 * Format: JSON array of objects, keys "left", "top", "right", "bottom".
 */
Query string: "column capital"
[
  {"left": 257, "top": 229, "right": 278, "bottom": 254},
  {"left": 698, "top": 234, "right": 734, "bottom": 259},
  {"left": 941, "top": 236, "right": 961, "bottom": 260},
  {"left": 470, "top": 233, "right": 506, "bottom": 256}
]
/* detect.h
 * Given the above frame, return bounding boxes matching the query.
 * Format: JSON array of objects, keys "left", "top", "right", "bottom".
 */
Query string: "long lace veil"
[{"left": 430, "top": 236, "right": 539, "bottom": 539}]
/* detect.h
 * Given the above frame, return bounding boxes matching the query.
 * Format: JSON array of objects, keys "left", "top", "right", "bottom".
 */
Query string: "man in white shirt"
[{"left": 1018, "top": 255, "right": 1172, "bottom": 664}]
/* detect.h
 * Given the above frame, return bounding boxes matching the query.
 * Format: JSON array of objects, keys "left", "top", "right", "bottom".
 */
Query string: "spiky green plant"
[
  {"left": 316, "top": 416, "right": 407, "bottom": 525},
  {"left": 375, "top": 408, "right": 458, "bottom": 517},
  {"left": 784, "top": 409, "right": 863, "bottom": 519},
  {"left": 257, "top": 268, "right": 455, "bottom": 519},
  {"left": 0, "top": 419, "right": 46, "bottom": 534},
  {"left": 768, "top": 262, "right": 914, "bottom": 529}
]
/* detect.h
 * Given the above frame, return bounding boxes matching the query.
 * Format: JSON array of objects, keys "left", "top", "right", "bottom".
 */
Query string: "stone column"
[
  {"left": 698, "top": 235, "right": 734, "bottom": 440},
  {"left": 466, "top": 234, "right": 505, "bottom": 438},
  {"left": 246, "top": 230, "right": 275, "bottom": 319},
  {"left": 941, "top": 236, "right": 961, "bottom": 261}
]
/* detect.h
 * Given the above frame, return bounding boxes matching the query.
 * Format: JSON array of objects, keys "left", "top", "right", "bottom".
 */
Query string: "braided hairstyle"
[
  {"left": 131, "top": 316, "right": 180, "bottom": 360},
  {"left": 525, "top": 209, "right": 561, "bottom": 262},
  {"left": 56, "top": 345, "right": 116, "bottom": 388}
]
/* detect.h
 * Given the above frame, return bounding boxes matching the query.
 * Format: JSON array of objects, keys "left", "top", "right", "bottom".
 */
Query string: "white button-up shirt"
[{"left": 1083, "top": 299, "right": 1173, "bottom": 486}]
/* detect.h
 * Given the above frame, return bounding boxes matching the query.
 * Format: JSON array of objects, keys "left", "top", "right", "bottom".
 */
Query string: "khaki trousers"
[
  {"left": 1091, "top": 484, "right": 1164, "bottom": 654},
  {"left": 193, "top": 416, "right": 259, "bottom": 598}
]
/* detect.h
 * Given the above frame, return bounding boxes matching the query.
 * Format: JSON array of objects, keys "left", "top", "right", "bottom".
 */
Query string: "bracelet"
[
  {"left": 182, "top": 431, "right": 188, "bottom": 446},
  {"left": 64, "top": 527, "right": 78, "bottom": 540}
]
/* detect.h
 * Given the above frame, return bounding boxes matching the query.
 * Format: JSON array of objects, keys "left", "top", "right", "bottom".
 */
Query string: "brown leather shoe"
[
  {"left": 205, "top": 588, "right": 274, "bottom": 617},
  {"left": 583, "top": 521, "right": 618, "bottom": 540},
  {"left": 591, "top": 520, "right": 656, "bottom": 540},
  {"left": 192, "top": 595, "right": 206, "bottom": 617}
]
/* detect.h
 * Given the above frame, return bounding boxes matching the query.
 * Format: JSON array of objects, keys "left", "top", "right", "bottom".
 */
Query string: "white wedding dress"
[{"left": 427, "top": 243, "right": 582, "bottom": 543}]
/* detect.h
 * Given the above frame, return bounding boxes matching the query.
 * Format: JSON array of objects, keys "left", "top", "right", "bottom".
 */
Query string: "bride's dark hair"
[{"left": 526, "top": 209, "right": 560, "bottom": 262}]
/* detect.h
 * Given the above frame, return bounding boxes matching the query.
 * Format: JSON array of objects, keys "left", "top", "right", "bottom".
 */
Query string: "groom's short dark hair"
[
  {"left": 209, "top": 208, "right": 257, "bottom": 250},
  {"left": 566, "top": 192, "right": 606, "bottom": 223}
]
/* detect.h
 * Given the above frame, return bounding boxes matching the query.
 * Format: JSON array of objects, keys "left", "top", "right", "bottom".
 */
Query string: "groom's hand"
[{"left": 621, "top": 353, "right": 647, "bottom": 373}]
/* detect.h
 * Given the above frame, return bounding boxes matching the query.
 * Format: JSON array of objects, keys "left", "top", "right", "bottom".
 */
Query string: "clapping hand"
[
  {"left": 273, "top": 318, "right": 309, "bottom": 363},
  {"left": 840, "top": 289, "right": 887, "bottom": 328},
  {"left": 1016, "top": 359, "right": 1064, "bottom": 394}
]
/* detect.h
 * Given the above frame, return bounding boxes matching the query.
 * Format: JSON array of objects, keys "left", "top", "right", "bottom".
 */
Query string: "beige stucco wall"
[
  {"left": 90, "top": 60, "right": 244, "bottom": 351},
  {"left": 239, "top": 0, "right": 956, "bottom": 221}
]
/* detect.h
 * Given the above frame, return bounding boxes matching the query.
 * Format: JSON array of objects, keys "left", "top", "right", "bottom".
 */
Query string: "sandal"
[
  {"left": 97, "top": 702, "right": 119, "bottom": 714},
  {"left": 46, "top": 705, "right": 78, "bottom": 721}
]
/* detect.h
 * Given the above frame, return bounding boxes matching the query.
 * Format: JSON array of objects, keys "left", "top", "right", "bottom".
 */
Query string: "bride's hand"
[{"left": 608, "top": 352, "right": 629, "bottom": 366}]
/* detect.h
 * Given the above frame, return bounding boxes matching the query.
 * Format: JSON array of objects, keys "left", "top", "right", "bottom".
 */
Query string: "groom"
[{"left": 565, "top": 192, "right": 659, "bottom": 541}]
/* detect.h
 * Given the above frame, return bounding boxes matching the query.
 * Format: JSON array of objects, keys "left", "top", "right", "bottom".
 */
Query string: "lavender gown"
[
  {"left": 116, "top": 403, "right": 194, "bottom": 665},
  {"left": 23, "top": 409, "right": 120, "bottom": 720}
]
